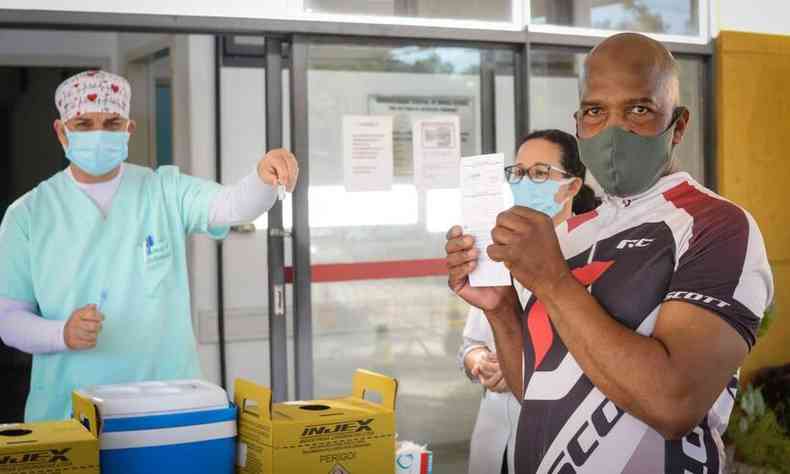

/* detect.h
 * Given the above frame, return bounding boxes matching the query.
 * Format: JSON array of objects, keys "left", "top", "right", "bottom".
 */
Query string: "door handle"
[{"left": 268, "top": 228, "right": 291, "bottom": 238}]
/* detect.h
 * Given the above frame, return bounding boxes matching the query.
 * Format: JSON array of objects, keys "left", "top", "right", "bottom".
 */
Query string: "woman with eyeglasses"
[{"left": 458, "top": 129, "right": 599, "bottom": 474}]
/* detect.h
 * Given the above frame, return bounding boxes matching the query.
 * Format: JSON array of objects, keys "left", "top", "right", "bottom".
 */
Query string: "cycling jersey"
[{"left": 516, "top": 172, "right": 774, "bottom": 474}]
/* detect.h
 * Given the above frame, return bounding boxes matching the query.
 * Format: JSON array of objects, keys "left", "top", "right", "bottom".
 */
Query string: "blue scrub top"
[{"left": 0, "top": 164, "right": 229, "bottom": 421}]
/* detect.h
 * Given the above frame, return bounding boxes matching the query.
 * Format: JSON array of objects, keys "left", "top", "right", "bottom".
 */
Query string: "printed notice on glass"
[
  {"left": 461, "top": 153, "right": 511, "bottom": 287},
  {"left": 413, "top": 115, "right": 461, "bottom": 190},
  {"left": 368, "top": 95, "right": 476, "bottom": 177},
  {"left": 343, "top": 115, "right": 393, "bottom": 192}
]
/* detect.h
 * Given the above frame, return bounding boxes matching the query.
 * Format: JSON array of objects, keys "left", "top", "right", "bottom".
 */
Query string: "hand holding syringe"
[
  {"left": 257, "top": 148, "right": 299, "bottom": 201},
  {"left": 63, "top": 290, "right": 106, "bottom": 351}
]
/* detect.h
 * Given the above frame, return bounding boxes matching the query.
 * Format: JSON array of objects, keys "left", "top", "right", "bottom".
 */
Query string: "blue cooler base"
[
  {"left": 100, "top": 437, "right": 235, "bottom": 474},
  {"left": 99, "top": 405, "right": 237, "bottom": 474}
]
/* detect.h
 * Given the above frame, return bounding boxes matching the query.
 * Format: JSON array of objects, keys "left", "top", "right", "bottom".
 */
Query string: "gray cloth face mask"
[{"left": 577, "top": 108, "right": 684, "bottom": 197}]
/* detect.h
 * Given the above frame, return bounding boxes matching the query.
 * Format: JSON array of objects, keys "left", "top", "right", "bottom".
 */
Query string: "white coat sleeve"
[
  {"left": 0, "top": 298, "right": 67, "bottom": 354},
  {"left": 208, "top": 169, "right": 278, "bottom": 227}
]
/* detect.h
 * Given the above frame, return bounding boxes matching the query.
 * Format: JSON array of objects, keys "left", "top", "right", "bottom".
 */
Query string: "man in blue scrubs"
[{"left": 0, "top": 70, "right": 298, "bottom": 421}]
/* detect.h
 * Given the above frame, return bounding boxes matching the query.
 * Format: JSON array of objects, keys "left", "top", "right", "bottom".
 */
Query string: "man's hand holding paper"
[
  {"left": 487, "top": 206, "right": 570, "bottom": 300},
  {"left": 445, "top": 225, "right": 519, "bottom": 313},
  {"left": 459, "top": 154, "right": 511, "bottom": 288},
  {"left": 446, "top": 153, "right": 519, "bottom": 314}
]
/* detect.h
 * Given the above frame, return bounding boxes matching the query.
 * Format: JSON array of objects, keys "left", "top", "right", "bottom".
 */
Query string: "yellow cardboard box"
[
  {"left": 235, "top": 369, "right": 398, "bottom": 474},
  {"left": 0, "top": 394, "right": 99, "bottom": 474}
]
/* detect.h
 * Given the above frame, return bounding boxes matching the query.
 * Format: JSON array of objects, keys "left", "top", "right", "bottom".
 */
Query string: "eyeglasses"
[{"left": 504, "top": 163, "right": 573, "bottom": 184}]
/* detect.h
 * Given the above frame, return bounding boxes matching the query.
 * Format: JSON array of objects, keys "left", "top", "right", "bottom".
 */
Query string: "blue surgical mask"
[
  {"left": 510, "top": 178, "right": 573, "bottom": 217},
  {"left": 64, "top": 125, "right": 130, "bottom": 176}
]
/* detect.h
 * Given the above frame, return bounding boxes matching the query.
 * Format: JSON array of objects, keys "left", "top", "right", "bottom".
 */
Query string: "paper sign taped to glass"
[
  {"left": 368, "top": 95, "right": 476, "bottom": 177},
  {"left": 460, "top": 153, "right": 511, "bottom": 287},
  {"left": 413, "top": 115, "right": 461, "bottom": 189},
  {"left": 343, "top": 115, "right": 394, "bottom": 192}
]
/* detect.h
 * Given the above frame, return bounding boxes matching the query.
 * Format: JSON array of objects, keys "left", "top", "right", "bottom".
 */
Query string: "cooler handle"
[
  {"left": 234, "top": 378, "right": 272, "bottom": 422},
  {"left": 72, "top": 391, "right": 100, "bottom": 437},
  {"left": 352, "top": 369, "right": 398, "bottom": 411}
]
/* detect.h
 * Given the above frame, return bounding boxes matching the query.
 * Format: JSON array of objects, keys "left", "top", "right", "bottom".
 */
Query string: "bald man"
[{"left": 446, "top": 33, "right": 773, "bottom": 473}]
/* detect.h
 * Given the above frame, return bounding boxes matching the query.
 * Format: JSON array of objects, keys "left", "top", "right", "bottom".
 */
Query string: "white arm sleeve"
[
  {"left": 208, "top": 169, "right": 278, "bottom": 227},
  {"left": 0, "top": 298, "right": 67, "bottom": 354}
]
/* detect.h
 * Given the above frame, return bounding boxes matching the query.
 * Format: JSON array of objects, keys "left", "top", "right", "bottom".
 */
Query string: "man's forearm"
[
  {"left": 484, "top": 302, "right": 524, "bottom": 400},
  {"left": 538, "top": 275, "right": 696, "bottom": 437}
]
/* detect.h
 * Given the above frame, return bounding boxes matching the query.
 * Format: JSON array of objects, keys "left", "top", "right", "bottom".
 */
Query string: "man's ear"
[
  {"left": 54, "top": 119, "right": 68, "bottom": 147},
  {"left": 672, "top": 107, "right": 690, "bottom": 145}
]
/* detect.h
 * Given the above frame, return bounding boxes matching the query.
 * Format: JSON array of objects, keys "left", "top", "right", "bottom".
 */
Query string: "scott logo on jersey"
[{"left": 665, "top": 291, "right": 731, "bottom": 309}]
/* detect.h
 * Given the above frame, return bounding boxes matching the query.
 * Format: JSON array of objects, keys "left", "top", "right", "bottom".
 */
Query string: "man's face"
[
  {"left": 576, "top": 58, "right": 687, "bottom": 144},
  {"left": 53, "top": 112, "right": 136, "bottom": 147}
]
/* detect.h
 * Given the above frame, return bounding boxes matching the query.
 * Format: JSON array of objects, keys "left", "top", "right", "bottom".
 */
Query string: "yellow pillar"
[{"left": 716, "top": 31, "right": 790, "bottom": 383}]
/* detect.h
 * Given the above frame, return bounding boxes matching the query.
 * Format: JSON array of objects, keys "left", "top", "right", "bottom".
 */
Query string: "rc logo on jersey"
[{"left": 616, "top": 238, "right": 654, "bottom": 249}]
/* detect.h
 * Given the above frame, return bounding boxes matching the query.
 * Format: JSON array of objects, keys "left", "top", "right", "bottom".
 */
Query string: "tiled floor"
[{"left": 432, "top": 442, "right": 470, "bottom": 474}]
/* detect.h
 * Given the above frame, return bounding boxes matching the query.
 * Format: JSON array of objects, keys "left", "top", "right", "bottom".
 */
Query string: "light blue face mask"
[
  {"left": 510, "top": 177, "right": 573, "bottom": 217},
  {"left": 64, "top": 124, "right": 130, "bottom": 176}
]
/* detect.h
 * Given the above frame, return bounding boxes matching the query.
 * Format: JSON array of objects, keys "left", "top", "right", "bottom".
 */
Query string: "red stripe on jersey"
[
  {"left": 567, "top": 209, "right": 598, "bottom": 232},
  {"left": 662, "top": 182, "right": 710, "bottom": 239},
  {"left": 527, "top": 301, "right": 552, "bottom": 369},
  {"left": 573, "top": 260, "right": 615, "bottom": 286},
  {"left": 527, "top": 260, "right": 614, "bottom": 369},
  {"left": 663, "top": 180, "right": 749, "bottom": 260}
]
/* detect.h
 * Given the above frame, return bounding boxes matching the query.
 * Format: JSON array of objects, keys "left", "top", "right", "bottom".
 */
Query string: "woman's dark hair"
[{"left": 518, "top": 129, "right": 601, "bottom": 214}]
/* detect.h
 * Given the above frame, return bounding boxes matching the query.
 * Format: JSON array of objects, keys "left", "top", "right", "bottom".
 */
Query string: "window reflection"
[
  {"left": 530, "top": 0, "right": 700, "bottom": 36},
  {"left": 304, "top": 0, "right": 512, "bottom": 22},
  {"left": 254, "top": 185, "right": 418, "bottom": 230}
]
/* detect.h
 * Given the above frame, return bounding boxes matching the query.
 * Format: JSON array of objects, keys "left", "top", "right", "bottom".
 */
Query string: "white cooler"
[{"left": 75, "top": 380, "right": 237, "bottom": 474}]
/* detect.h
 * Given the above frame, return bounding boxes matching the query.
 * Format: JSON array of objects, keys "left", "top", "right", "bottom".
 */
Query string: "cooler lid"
[{"left": 76, "top": 380, "right": 229, "bottom": 418}]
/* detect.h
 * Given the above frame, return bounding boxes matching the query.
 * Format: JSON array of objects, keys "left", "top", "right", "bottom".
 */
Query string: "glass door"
[
  {"left": 290, "top": 36, "right": 520, "bottom": 472},
  {"left": 207, "top": 35, "right": 295, "bottom": 402}
]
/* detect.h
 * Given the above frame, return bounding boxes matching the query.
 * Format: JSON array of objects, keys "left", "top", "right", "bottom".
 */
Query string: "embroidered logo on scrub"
[
  {"left": 525, "top": 260, "right": 615, "bottom": 369},
  {"left": 142, "top": 234, "right": 171, "bottom": 264}
]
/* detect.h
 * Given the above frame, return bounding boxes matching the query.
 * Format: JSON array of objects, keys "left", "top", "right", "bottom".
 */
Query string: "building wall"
[
  {"left": 0, "top": 0, "right": 293, "bottom": 19},
  {"left": 0, "top": 0, "right": 511, "bottom": 23},
  {"left": 713, "top": 2, "right": 790, "bottom": 383},
  {"left": 715, "top": 31, "right": 790, "bottom": 383}
]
